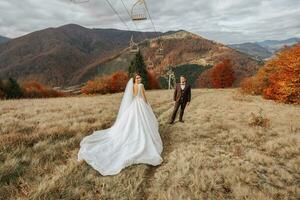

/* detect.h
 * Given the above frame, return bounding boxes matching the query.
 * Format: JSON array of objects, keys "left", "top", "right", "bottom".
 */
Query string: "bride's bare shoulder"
[{"left": 139, "top": 83, "right": 145, "bottom": 89}]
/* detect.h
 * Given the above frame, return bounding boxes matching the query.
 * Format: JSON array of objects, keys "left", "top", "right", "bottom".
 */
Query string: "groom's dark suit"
[{"left": 169, "top": 83, "right": 191, "bottom": 123}]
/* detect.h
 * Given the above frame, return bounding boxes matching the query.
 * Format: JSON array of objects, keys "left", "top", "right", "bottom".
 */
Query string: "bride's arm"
[{"left": 141, "top": 84, "right": 149, "bottom": 104}]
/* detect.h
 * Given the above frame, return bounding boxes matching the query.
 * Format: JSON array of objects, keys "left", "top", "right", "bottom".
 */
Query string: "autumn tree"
[
  {"left": 147, "top": 71, "right": 160, "bottom": 89},
  {"left": 81, "top": 76, "right": 110, "bottom": 95},
  {"left": 211, "top": 59, "right": 235, "bottom": 88},
  {"left": 22, "top": 81, "right": 64, "bottom": 98},
  {"left": 81, "top": 71, "right": 129, "bottom": 95},
  {"left": 240, "top": 56, "right": 279, "bottom": 95},
  {"left": 128, "top": 51, "right": 149, "bottom": 89},
  {"left": 262, "top": 44, "right": 300, "bottom": 104},
  {"left": 196, "top": 69, "right": 213, "bottom": 88},
  {"left": 108, "top": 71, "right": 129, "bottom": 93},
  {"left": 240, "top": 43, "right": 300, "bottom": 104}
]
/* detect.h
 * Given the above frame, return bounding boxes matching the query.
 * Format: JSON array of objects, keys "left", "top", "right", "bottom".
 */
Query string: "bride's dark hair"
[{"left": 133, "top": 72, "right": 141, "bottom": 83}]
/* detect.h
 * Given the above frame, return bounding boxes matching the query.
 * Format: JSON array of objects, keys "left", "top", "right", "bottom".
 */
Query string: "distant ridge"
[
  {"left": 230, "top": 37, "right": 300, "bottom": 60},
  {"left": 0, "top": 36, "right": 10, "bottom": 44},
  {"left": 256, "top": 37, "right": 300, "bottom": 53}
]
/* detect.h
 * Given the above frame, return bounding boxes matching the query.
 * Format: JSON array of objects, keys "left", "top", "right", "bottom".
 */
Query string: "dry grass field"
[{"left": 0, "top": 88, "right": 299, "bottom": 200}]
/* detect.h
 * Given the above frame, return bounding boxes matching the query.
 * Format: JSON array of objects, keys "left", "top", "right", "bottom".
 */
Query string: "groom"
[{"left": 169, "top": 75, "right": 191, "bottom": 124}]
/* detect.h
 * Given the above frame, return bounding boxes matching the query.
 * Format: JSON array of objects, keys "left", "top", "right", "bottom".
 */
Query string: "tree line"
[{"left": 0, "top": 78, "right": 64, "bottom": 100}]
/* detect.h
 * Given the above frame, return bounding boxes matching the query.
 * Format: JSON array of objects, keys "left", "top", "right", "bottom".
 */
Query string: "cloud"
[{"left": 0, "top": 0, "right": 299, "bottom": 44}]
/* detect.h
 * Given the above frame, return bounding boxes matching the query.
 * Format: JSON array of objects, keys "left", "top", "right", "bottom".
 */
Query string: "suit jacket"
[{"left": 173, "top": 83, "right": 191, "bottom": 103}]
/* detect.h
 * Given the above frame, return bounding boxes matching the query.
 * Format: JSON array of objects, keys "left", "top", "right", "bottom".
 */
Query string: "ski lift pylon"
[
  {"left": 131, "top": 0, "right": 148, "bottom": 21},
  {"left": 165, "top": 68, "right": 176, "bottom": 89},
  {"left": 129, "top": 35, "right": 139, "bottom": 53},
  {"left": 155, "top": 43, "right": 164, "bottom": 58}
]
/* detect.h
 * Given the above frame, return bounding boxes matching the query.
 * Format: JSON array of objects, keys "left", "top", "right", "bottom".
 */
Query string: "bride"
[{"left": 77, "top": 73, "right": 163, "bottom": 176}]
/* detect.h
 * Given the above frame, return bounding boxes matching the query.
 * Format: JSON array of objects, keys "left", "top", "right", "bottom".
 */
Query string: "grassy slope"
[{"left": 0, "top": 89, "right": 299, "bottom": 199}]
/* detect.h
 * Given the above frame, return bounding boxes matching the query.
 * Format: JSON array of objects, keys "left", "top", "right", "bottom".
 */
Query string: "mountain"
[
  {"left": 256, "top": 37, "right": 300, "bottom": 47},
  {"left": 89, "top": 31, "right": 260, "bottom": 87},
  {"left": 228, "top": 43, "right": 272, "bottom": 60},
  {"left": 0, "top": 24, "right": 260, "bottom": 87},
  {"left": 0, "top": 24, "right": 166, "bottom": 86},
  {"left": 256, "top": 37, "right": 300, "bottom": 53},
  {"left": 0, "top": 36, "right": 10, "bottom": 44},
  {"left": 230, "top": 38, "right": 300, "bottom": 60}
]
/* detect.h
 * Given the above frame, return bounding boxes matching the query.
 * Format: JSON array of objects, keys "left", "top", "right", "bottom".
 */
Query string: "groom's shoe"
[
  {"left": 168, "top": 121, "right": 174, "bottom": 124},
  {"left": 179, "top": 120, "right": 184, "bottom": 123}
]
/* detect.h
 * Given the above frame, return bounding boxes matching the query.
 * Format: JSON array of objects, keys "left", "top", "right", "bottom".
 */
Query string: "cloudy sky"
[{"left": 0, "top": 0, "right": 299, "bottom": 44}]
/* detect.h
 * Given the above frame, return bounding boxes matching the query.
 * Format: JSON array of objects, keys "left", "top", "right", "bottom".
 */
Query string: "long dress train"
[{"left": 77, "top": 82, "right": 163, "bottom": 176}]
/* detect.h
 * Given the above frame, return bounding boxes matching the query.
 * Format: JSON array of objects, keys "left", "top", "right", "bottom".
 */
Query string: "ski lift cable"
[
  {"left": 144, "top": 0, "right": 164, "bottom": 56},
  {"left": 121, "top": 0, "right": 149, "bottom": 42},
  {"left": 105, "top": 0, "right": 131, "bottom": 30},
  {"left": 120, "top": 0, "right": 140, "bottom": 31},
  {"left": 143, "top": 0, "right": 157, "bottom": 34},
  {"left": 106, "top": 0, "right": 142, "bottom": 53}
]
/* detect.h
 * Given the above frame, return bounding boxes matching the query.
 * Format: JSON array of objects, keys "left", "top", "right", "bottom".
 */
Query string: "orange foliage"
[
  {"left": 108, "top": 71, "right": 129, "bottom": 93},
  {"left": 22, "top": 81, "right": 64, "bottom": 98},
  {"left": 240, "top": 77, "right": 261, "bottom": 95},
  {"left": 81, "top": 71, "right": 129, "bottom": 95},
  {"left": 241, "top": 44, "right": 300, "bottom": 104},
  {"left": 196, "top": 70, "right": 213, "bottom": 88},
  {"left": 81, "top": 70, "right": 161, "bottom": 95},
  {"left": 147, "top": 71, "right": 160, "bottom": 89},
  {"left": 262, "top": 44, "right": 300, "bottom": 104},
  {"left": 211, "top": 59, "right": 235, "bottom": 88},
  {"left": 81, "top": 77, "right": 110, "bottom": 95},
  {"left": 240, "top": 59, "right": 279, "bottom": 95}
]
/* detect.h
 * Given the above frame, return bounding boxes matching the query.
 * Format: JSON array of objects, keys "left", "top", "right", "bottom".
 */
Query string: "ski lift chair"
[
  {"left": 156, "top": 45, "right": 164, "bottom": 58},
  {"left": 131, "top": 0, "right": 148, "bottom": 21},
  {"left": 130, "top": 35, "right": 139, "bottom": 53}
]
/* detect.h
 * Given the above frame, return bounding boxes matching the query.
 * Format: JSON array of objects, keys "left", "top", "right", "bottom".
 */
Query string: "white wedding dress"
[{"left": 77, "top": 78, "right": 163, "bottom": 176}]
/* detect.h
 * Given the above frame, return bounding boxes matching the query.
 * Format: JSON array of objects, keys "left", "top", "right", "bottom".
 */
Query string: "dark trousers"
[{"left": 170, "top": 99, "right": 187, "bottom": 123}]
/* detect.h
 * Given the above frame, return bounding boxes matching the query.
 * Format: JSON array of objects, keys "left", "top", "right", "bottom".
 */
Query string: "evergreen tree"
[
  {"left": 0, "top": 79, "right": 5, "bottom": 99},
  {"left": 0, "top": 79, "right": 3, "bottom": 91},
  {"left": 128, "top": 51, "right": 149, "bottom": 89},
  {"left": 3, "top": 78, "right": 23, "bottom": 99}
]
